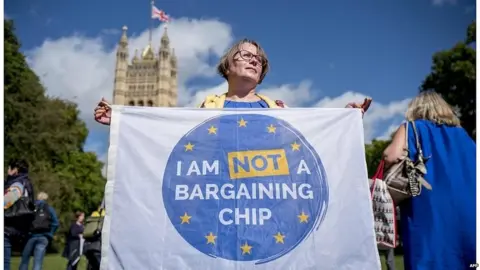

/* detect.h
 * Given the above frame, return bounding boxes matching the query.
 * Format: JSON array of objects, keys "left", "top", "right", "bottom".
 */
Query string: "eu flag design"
[{"left": 100, "top": 107, "right": 381, "bottom": 270}]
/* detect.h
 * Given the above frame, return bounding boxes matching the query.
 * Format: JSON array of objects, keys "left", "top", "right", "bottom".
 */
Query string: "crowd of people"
[
  {"left": 4, "top": 37, "right": 474, "bottom": 270},
  {"left": 3, "top": 159, "right": 102, "bottom": 270}
]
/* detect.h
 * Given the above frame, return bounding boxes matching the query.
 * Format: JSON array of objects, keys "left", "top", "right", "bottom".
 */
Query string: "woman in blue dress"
[{"left": 383, "top": 91, "right": 476, "bottom": 270}]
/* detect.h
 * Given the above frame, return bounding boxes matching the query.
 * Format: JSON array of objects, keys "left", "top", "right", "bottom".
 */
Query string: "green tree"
[
  {"left": 4, "top": 19, "right": 106, "bottom": 249},
  {"left": 365, "top": 139, "right": 391, "bottom": 178},
  {"left": 421, "top": 21, "right": 476, "bottom": 138}
]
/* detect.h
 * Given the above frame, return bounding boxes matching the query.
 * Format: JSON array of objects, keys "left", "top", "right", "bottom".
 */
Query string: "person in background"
[
  {"left": 63, "top": 211, "right": 85, "bottom": 270},
  {"left": 4, "top": 159, "right": 34, "bottom": 270},
  {"left": 93, "top": 38, "right": 372, "bottom": 123},
  {"left": 383, "top": 91, "right": 475, "bottom": 270},
  {"left": 379, "top": 247, "right": 395, "bottom": 270},
  {"left": 83, "top": 207, "right": 105, "bottom": 270},
  {"left": 19, "top": 191, "right": 60, "bottom": 270}
]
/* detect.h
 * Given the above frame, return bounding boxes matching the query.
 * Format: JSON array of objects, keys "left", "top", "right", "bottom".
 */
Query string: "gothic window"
[
  {"left": 147, "top": 100, "right": 154, "bottom": 107},
  {"left": 138, "top": 100, "right": 144, "bottom": 106},
  {"left": 128, "top": 100, "right": 134, "bottom": 106},
  {"left": 171, "top": 70, "right": 177, "bottom": 77}
]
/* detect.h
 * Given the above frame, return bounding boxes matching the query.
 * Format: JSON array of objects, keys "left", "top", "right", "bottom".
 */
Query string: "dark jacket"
[
  {"left": 31, "top": 200, "right": 60, "bottom": 240},
  {"left": 4, "top": 173, "right": 34, "bottom": 237},
  {"left": 62, "top": 222, "right": 84, "bottom": 259}
]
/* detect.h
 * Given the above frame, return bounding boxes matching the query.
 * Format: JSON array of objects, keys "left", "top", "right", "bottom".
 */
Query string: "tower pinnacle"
[{"left": 119, "top": 25, "right": 128, "bottom": 47}]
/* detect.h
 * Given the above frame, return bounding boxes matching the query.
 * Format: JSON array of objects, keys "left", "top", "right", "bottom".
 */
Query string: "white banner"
[{"left": 100, "top": 106, "right": 381, "bottom": 270}]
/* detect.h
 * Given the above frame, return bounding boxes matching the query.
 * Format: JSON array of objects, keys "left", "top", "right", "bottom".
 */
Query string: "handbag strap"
[
  {"left": 404, "top": 121, "right": 409, "bottom": 150},
  {"left": 373, "top": 160, "right": 385, "bottom": 180},
  {"left": 410, "top": 121, "right": 424, "bottom": 157},
  {"left": 370, "top": 160, "right": 385, "bottom": 197}
]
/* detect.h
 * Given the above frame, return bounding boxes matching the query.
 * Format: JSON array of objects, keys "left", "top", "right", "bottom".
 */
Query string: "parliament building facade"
[{"left": 112, "top": 26, "right": 178, "bottom": 107}]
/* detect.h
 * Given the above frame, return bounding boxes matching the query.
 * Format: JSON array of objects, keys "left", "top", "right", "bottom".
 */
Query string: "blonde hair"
[
  {"left": 37, "top": 192, "right": 48, "bottom": 201},
  {"left": 217, "top": 38, "right": 270, "bottom": 84},
  {"left": 405, "top": 91, "right": 460, "bottom": 126}
]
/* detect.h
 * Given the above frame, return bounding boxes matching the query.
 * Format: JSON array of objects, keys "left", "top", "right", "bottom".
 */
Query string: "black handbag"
[{"left": 4, "top": 196, "right": 35, "bottom": 219}]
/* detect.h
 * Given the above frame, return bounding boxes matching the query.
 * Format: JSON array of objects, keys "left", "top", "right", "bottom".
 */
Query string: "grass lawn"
[
  {"left": 10, "top": 254, "right": 87, "bottom": 270},
  {"left": 381, "top": 255, "right": 405, "bottom": 269},
  {"left": 10, "top": 253, "right": 404, "bottom": 269}
]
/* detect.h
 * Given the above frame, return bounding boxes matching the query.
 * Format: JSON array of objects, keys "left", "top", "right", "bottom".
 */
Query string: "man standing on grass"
[{"left": 19, "top": 191, "right": 60, "bottom": 270}]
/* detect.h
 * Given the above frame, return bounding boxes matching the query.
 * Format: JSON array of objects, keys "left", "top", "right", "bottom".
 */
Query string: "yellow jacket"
[
  {"left": 91, "top": 209, "right": 106, "bottom": 217},
  {"left": 199, "top": 93, "right": 287, "bottom": 108}
]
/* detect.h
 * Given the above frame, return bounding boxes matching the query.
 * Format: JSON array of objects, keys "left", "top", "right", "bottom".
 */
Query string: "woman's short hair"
[
  {"left": 37, "top": 192, "right": 48, "bottom": 201},
  {"left": 405, "top": 91, "right": 460, "bottom": 126},
  {"left": 217, "top": 38, "right": 270, "bottom": 84}
]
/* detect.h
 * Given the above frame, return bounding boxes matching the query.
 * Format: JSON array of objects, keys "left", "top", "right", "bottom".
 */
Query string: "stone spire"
[
  {"left": 132, "top": 49, "right": 139, "bottom": 63},
  {"left": 113, "top": 26, "right": 129, "bottom": 105},
  {"left": 119, "top": 25, "right": 128, "bottom": 47},
  {"left": 160, "top": 27, "right": 170, "bottom": 50}
]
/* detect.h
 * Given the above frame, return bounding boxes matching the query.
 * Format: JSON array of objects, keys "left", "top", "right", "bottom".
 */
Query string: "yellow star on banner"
[
  {"left": 205, "top": 232, "right": 217, "bottom": 245},
  {"left": 298, "top": 211, "right": 309, "bottom": 223},
  {"left": 240, "top": 242, "right": 252, "bottom": 255},
  {"left": 273, "top": 232, "right": 286, "bottom": 244},
  {"left": 238, "top": 118, "right": 247, "bottom": 127},
  {"left": 291, "top": 141, "right": 301, "bottom": 151},
  {"left": 180, "top": 212, "right": 192, "bottom": 224},
  {"left": 267, "top": 124, "right": 276, "bottom": 133},
  {"left": 207, "top": 125, "right": 217, "bottom": 134},
  {"left": 184, "top": 142, "right": 194, "bottom": 151}
]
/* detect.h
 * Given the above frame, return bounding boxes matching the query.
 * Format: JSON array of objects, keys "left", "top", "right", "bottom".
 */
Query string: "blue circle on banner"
[{"left": 162, "top": 114, "right": 329, "bottom": 264}]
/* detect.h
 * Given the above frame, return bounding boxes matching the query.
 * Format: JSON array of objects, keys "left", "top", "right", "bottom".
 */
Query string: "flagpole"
[{"left": 149, "top": 0, "right": 154, "bottom": 45}]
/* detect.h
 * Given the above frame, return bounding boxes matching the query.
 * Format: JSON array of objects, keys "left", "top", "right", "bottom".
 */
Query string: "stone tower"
[{"left": 113, "top": 26, "right": 178, "bottom": 107}]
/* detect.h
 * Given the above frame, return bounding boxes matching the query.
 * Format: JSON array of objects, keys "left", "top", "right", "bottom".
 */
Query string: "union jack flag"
[{"left": 152, "top": 6, "right": 170, "bottom": 22}]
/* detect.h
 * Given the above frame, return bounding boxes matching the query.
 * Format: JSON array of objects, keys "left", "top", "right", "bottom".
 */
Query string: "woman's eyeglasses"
[{"left": 237, "top": 50, "right": 267, "bottom": 66}]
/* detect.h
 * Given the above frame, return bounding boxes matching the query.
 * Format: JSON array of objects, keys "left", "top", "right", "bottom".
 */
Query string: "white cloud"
[
  {"left": 261, "top": 81, "right": 314, "bottom": 108},
  {"left": 27, "top": 18, "right": 233, "bottom": 128},
  {"left": 312, "top": 91, "right": 410, "bottom": 141},
  {"left": 26, "top": 16, "right": 410, "bottom": 159},
  {"left": 377, "top": 124, "right": 399, "bottom": 141}
]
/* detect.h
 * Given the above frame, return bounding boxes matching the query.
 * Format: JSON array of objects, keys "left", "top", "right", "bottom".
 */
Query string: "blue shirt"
[{"left": 223, "top": 100, "right": 269, "bottom": 108}]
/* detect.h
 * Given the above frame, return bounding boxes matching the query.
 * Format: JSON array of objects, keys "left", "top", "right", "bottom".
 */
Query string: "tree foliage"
[
  {"left": 4, "top": 20, "right": 106, "bottom": 248},
  {"left": 365, "top": 139, "right": 391, "bottom": 178},
  {"left": 421, "top": 21, "right": 476, "bottom": 139}
]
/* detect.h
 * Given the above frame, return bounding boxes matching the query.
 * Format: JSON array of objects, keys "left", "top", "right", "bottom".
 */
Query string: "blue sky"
[{"left": 5, "top": 0, "right": 476, "bottom": 166}]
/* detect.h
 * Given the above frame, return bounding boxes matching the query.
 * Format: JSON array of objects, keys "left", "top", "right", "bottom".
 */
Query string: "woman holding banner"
[
  {"left": 94, "top": 38, "right": 371, "bottom": 122},
  {"left": 382, "top": 91, "right": 475, "bottom": 270}
]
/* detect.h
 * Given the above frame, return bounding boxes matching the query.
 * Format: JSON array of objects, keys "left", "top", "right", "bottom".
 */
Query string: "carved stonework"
[{"left": 113, "top": 25, "right": 178, "bottom": 107}]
